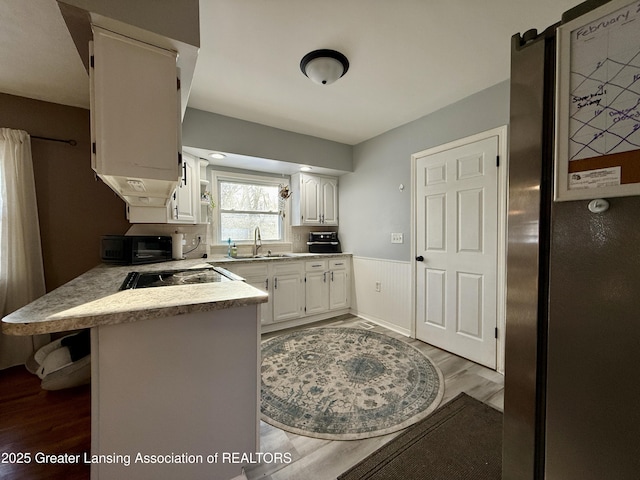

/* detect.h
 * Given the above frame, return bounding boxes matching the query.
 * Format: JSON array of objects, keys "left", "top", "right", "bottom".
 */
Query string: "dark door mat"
[{"left": 338, "top": 393, "right": 502, "bottom": 480}]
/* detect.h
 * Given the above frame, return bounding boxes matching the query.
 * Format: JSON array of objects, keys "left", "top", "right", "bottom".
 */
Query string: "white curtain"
[{"left": 0, "top": 128, "right": 48, "bottom": 370}]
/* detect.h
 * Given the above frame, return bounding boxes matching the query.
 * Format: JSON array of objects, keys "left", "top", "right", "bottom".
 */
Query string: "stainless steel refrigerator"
[{"left": 504, "top": 0, "right": 640, "bottom": 479}]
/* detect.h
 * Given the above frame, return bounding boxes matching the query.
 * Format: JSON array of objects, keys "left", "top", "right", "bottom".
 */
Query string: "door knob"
[{"left": 416, "top": 255, "right": 424, "bottom": 262}]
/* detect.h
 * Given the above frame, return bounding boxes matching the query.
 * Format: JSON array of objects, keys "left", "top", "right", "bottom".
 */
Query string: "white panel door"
[{"left": 415, "top": 135, "right": 498, "bottom": 368}]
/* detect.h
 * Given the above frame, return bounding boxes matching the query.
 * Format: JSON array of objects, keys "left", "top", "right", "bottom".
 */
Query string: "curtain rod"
[{"left": 31, "top": 135, "right": 77, "bottom": 147}]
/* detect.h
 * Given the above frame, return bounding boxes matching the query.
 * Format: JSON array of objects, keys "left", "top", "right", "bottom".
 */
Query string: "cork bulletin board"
[{"left": 555, "top": 0, "right": 640, "bottom": 201}]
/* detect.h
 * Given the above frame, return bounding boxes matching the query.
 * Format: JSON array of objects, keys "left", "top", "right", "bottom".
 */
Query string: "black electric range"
[{"left": 119, "top": 266, "right": 243, "bottom": 290}]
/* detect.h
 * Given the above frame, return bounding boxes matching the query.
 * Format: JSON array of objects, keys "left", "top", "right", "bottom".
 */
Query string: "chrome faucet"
[{"left": 253, "top": 226, "right": 262, "bottom": 257}]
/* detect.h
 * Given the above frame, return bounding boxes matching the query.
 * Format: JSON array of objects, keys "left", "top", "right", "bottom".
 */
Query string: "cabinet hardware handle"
[
  {"left": 265, "top": 278, "right": 269, "bottom": 290},
  {"left": 331, "top": 271, "right": 334, "bottom": 281},
  {"left": 274, "top": 277, "right": 278, "bottom": 289},
  {"left": 182, "top": 163, "right": 187, "bottom": 186},
  {"left": 323, "top": 272, "right": 326, "bottom": 282},
  {"left": 416, "top": 255, "right": 425, "bottom": 262}
]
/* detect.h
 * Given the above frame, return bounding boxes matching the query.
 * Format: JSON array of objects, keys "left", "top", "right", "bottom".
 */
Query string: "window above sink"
[{"left": 212, "top": 171, "right": 291, "bottom": 245}]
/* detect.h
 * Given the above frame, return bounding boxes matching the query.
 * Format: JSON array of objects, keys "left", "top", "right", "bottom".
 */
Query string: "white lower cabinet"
[
  {"left": 224, "top": 263, "right": 272, "bottom": 325},
  {"left": 328, "top": 259, "right": 350, "bottom": 310},
  {"left": 305, "top": 259, "right": 350, "bottom": 315},
  {"left": 271, "top": 262, "right": 305, "bottom": 322},
  {"left": 224, "top": 261, "right": 306, "bottom": 325},
  {"left": 305, "top": 261, "right": 330, "bottom": 315},
  {"left": 223, "top": 256, "right": 350, "bottom": 331}
]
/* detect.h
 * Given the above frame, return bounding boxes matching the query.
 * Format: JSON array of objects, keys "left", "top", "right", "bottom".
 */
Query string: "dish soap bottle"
[
  {"left": 227, "top": 238, "right": 232, "bottom": 257},
  {"left": 231, "top": 243, "right": 237, "bottom": 258}
]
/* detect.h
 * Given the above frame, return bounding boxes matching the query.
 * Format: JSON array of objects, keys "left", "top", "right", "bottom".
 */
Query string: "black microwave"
[{"left": 101, "top": 235, "right": 172, "bottom": 265}]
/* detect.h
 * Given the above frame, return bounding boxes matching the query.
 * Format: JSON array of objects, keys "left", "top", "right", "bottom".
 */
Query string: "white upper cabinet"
[
  {"left": 321, "top": 176, "right": 339, "bottom": 225},
  {"left": 90, "top": 26, "right": 181, "bottom": 209},
  {"left": 128, "top": 152, "right": 205, "bottom": 224},
  {"left": 169, "top": 154, "right": 198, "bottom": 223},
  {"left": 291, "top": 173, "right": 339, "bottom": 226}
]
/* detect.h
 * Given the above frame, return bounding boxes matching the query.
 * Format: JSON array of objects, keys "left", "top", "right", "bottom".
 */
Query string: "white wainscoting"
[{"left": 351, "top": 256, "right": 412, "bottom": 336}]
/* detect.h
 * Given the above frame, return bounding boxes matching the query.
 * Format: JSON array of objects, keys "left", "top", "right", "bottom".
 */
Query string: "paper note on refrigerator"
[{"left": 568, "top": 166, "right": 621, "bottom": 189}]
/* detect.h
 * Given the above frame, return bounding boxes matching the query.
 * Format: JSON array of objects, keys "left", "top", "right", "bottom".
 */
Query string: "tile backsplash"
[
  {"left": 291, "top": 226, "right": 338, "bottom": 253},
  {"left": 123, "top": 224, "right": 340, "bottom": 259}
]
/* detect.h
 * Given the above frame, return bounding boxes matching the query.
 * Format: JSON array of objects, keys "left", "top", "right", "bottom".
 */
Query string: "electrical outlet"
[
  {"left": 375, "top": 281, "right": 381, "bottom": 292},
  {"left": 391, "top": 233, "right": 403, "bottom": 244}
]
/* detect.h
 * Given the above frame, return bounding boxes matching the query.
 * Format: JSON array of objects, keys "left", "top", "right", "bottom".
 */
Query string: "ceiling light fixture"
[
  {"left": 300, "top": 166, "right": 312, "bottom": 172},
  {"left": 300, "top": 49, "right": 349, "bottom": 85},
  {"left": 208, "top": 152, "right": 226, "bottom": 160}
]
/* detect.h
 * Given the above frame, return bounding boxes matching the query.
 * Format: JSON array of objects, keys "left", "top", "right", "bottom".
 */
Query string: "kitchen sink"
[{"left": 227, "top": 253, "right": 295, "bottom": 260}]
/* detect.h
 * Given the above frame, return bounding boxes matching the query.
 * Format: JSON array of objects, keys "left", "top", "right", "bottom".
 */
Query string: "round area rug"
[{"left": 260, "top": 327, "right": 444, "bottom": 440}]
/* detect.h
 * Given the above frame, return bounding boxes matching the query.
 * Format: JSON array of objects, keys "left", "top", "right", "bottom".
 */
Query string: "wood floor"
[
  {"left": 0, "top": 365, "right": 91, "bottom": 480},
  {"left": 0, "top": 315, "right": 503, "bottom": 480}
]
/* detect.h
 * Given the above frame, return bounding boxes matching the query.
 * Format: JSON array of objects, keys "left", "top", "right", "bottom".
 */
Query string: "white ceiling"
[{"left": 0, "top": 0, "right": 583, "bottom": 146}]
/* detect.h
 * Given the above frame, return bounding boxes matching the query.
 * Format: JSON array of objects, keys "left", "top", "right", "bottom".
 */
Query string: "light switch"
[{"left": 391, "top": 233, "right": 403, "bottom": 244}]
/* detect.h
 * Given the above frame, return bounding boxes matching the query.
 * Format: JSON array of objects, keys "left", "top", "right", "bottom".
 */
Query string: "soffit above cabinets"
[{"left": 182, "top": 146, "right": 349, "bottom": 178}]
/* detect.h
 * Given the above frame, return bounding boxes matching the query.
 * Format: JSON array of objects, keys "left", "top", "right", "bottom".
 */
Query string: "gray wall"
[
  {"left": 182, "top": 82, "right": 509, "bottom": 261},
  {"left": 182, "top": 108, "right": 353, "bottom": 173},
  {"left": 339, "top": 80, "right": 510, "bottom": 261}
]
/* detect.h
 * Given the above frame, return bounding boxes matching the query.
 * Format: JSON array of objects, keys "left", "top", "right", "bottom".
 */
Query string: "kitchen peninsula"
[{"left": 2, "top": 259, "right": 267, "bottom": 480}]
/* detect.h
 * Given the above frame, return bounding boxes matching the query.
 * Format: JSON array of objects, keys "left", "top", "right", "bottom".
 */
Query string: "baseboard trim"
[
  {"left": 352, "top": 312, "right": 411, "bottom": 337},
  {"left": 261, "top": 308, "right": 351, "bottom": 334}
]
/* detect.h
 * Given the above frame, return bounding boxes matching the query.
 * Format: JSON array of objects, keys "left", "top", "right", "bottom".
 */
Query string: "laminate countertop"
[{"left": 1, "top": 258, "right": 269, "bottom": 336}]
